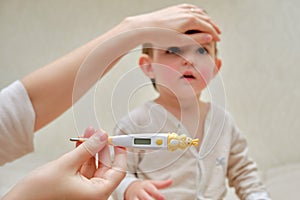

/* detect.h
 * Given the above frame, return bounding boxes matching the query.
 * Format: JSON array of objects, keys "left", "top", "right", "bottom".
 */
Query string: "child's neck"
[
  {"left": 154, "top": 93, "right": 203, "bottom": 124},
  {"left": 155, "top": 93, "right": 210, "bottom": 152}
]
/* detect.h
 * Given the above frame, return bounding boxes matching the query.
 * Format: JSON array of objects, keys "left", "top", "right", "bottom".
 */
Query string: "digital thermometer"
[{"left": 70, "top": 132, "right": 198, "bottom": 151}]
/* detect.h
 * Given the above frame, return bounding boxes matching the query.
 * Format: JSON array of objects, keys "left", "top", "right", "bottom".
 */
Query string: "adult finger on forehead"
[
  {"left": 192, "top": 13, "right": 222, "bottom": 34},
  {"left": 179, "top": 3, "right": 205, "bottom": 12},
  {"left": 179, "top": 4, "right": 221, "bottom": 35},
  {"left": 192, "top": 14, "right": 214, "bottom": 27},
  {"left": 188, "top": 7, "right": 207, "bottom": 16},
  {"left": 188, "top": 33, "right": 215, "bottom": 45},
  {"left": 187, "top": 19, "right": 220, "bottom": 41},
  {"left": 186, "top": 8, "right": 209, "bottom": 19}
]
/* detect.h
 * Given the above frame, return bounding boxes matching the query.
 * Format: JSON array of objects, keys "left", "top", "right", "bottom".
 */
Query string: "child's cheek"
[
  {"left": 155, "top": 67, "right": 178, "bottom": 85},
  {"left": 197, "top": 67, "right": 214, "bottom": 84}
]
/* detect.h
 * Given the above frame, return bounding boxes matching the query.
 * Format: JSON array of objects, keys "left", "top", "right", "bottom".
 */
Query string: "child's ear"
[
  {"left": 214, "top": 58, "right": 222, "bottom": 75},
  {"left": 139, "top": 54, "right": 154, "bottom": 78}
]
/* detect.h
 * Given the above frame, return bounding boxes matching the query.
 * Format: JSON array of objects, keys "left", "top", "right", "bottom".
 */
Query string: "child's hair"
[
  {"left": 142, "top": 43, "right": 154, "bottom": 57},
  {"left": 141, "top": 43, "right": 157, "bottom": 89},
  {"left": 142, "top": 30, "right": 218, "bottom": 90}
]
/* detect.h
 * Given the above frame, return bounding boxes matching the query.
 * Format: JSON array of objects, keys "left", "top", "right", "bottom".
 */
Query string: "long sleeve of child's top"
[
  {"left": 0, "top": 81, "right": 35, "bottom": 166},
  {"left": 112, "top": 101, "right": 271, "bottom": 200}
]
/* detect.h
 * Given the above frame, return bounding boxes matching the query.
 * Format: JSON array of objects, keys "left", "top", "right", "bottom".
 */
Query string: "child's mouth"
[
  {"left": 181, "top": 74, "right": 196, "bottom": 80},
  {"left": 182, "top": 74, "right": 195, "bottom": 78}
]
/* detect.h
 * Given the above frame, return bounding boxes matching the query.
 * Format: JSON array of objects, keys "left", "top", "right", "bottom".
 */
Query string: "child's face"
[{"left": 140, "top": 36, "right": 221, "bottom": 99}]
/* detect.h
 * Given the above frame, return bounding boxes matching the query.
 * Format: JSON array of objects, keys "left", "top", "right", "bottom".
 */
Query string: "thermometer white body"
[
  {"left": 70, "top": 132, "right": 198, "bottom": 151},
  {"left": 108, "top": 133, "right": 168, "bottom": 150}
]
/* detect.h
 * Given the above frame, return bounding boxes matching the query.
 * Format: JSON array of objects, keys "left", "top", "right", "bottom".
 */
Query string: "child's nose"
[{"left": 181, "top": 56, "right": 195, "bottom": 68}]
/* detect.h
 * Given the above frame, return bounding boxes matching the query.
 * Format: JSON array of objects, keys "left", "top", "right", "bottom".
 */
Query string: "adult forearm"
[{"left": 21, "top": 20, "right": 142, "bottom": 131}]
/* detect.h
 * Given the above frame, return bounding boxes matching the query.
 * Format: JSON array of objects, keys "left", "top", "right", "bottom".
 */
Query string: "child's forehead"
[
  {"left": 152, "top": 34, "right": 215, "bottom": 50},
  {"left": 152, "top": 42, "right": 214, "bottom": 50}
]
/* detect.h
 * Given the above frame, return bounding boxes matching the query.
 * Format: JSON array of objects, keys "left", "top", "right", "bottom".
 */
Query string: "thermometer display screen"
[{"left": 134, "top": 138, "right": 151, "bottom": 145}]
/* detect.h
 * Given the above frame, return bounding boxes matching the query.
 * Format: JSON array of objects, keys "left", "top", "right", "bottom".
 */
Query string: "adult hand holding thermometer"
[{"left": 70, "top": 132, "right": 199, "bottom": 151}]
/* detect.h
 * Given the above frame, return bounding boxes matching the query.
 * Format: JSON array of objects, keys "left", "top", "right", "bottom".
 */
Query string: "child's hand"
[{"left": 125, "top": 179, "right": 173, "bottom": 200}]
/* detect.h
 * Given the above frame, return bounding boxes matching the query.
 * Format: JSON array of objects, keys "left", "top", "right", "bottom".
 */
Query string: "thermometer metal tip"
[
  {"left": 70, "top": 137, "right": 113, "bottom": 145},
  {"left": 69, "top": 137, "right": 88, "bottom": 142}
]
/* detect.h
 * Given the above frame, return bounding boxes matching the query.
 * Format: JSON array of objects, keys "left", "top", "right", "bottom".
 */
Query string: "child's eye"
[
  {"left": 197, "top": 47, "right": 208, "bottom": 55},
  {"left": 166, "top": 47, "right": 181, "bottom": 54}
]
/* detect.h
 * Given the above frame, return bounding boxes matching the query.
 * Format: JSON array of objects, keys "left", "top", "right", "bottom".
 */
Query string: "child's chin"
[{"left": 177, "top": 91, "right": 199, "bottom": 99}]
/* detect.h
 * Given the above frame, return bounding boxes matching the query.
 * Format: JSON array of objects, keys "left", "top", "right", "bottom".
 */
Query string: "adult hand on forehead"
[{"left": 127, "top": 3, "right": 221, "bottom": 42}]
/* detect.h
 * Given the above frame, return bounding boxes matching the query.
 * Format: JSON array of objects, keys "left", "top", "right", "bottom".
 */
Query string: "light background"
[{"left": 0, "top": 0, "right": 299, "bottom": 199}]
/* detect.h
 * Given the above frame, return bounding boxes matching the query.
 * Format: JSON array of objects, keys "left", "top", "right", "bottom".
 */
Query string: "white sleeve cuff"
[
  {"left": 246, "top": 192, "right": 271, "bottom": 200},
  {"left": 114, "top": 174, "right": 139, "bottom": 200}
]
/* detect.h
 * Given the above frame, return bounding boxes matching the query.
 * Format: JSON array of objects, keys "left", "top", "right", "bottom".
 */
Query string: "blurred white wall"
[{"left": 1, "top": 0, "right": 299, "bottom": 198}]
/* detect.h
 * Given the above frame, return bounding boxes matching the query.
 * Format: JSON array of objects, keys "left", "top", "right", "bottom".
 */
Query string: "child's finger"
[
  {"left": 144, "top": 183, "right": 165, "bottom": 200},
  {"left": 150, "top": 179, "right": 173, "bottom": 189},
  {"left": 139, "top": 190, "right": 156, "bottom": 200}
]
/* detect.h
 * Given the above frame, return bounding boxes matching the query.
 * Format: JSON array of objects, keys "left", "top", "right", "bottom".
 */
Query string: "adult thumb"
[{"left": 66, "top": 130, "right": 108, "bottom": 169}]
